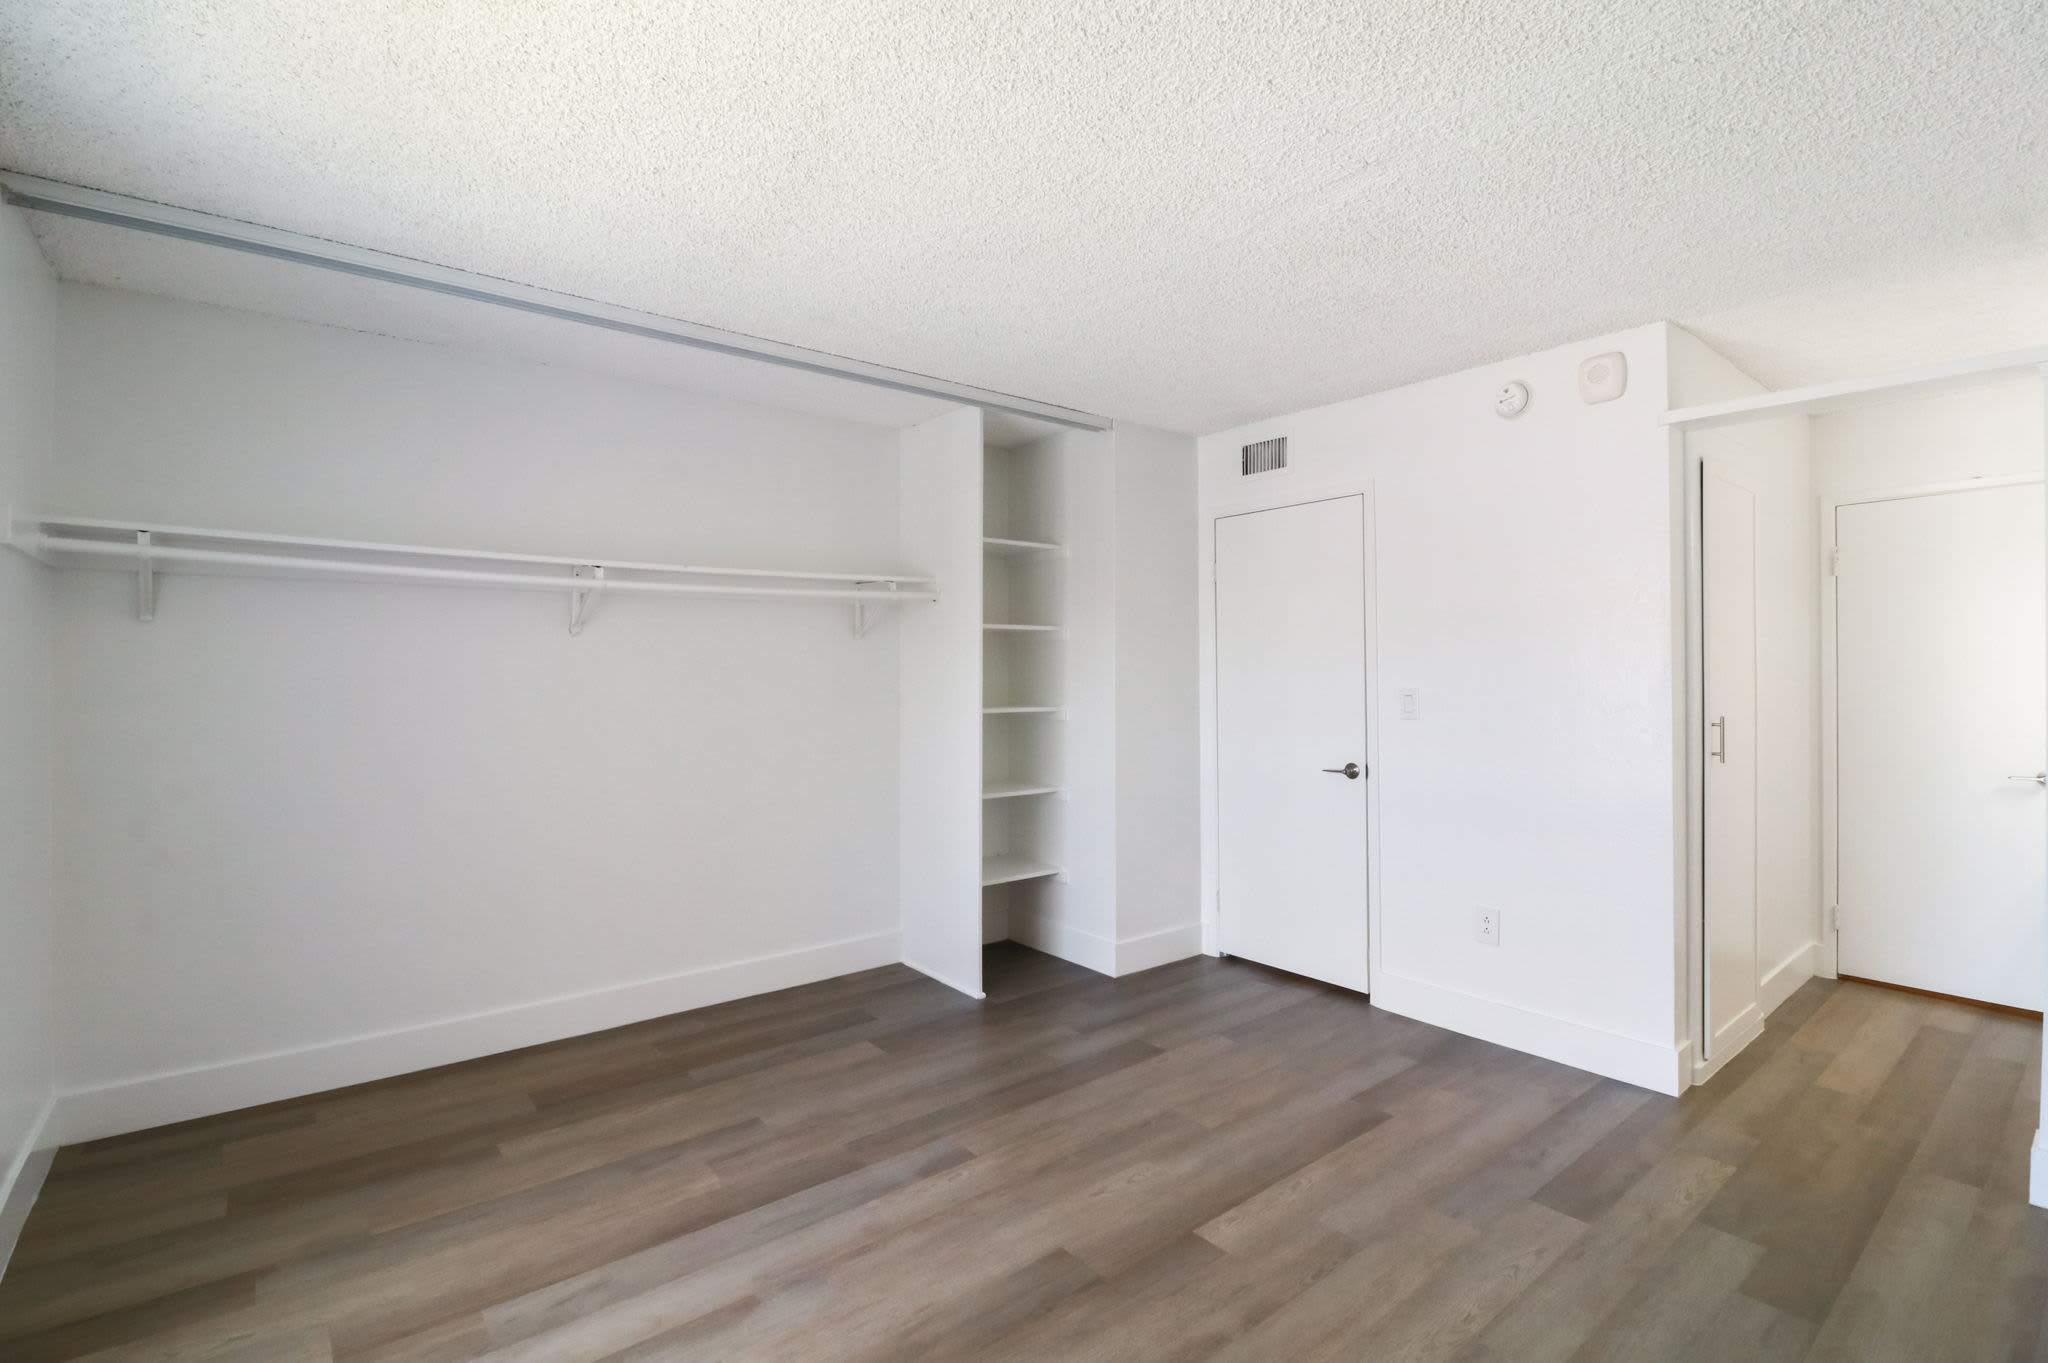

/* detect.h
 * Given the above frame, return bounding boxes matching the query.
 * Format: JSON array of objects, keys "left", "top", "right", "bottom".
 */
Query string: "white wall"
[
  {"left": 1813, "top": 379, "right": 2043, "bottom": 495},
  {"left": 1112, "top": 423, "right": 1201, "bottom": 971},
  {"left": 0, "top": 207, "right": 58, "bottom": 1263},
  {"left": 1199, "top": 324, "right": 1687, "bottom": 1092},
  {"left": 49, "top": 286, "right": 908, "bottom": 1140}
]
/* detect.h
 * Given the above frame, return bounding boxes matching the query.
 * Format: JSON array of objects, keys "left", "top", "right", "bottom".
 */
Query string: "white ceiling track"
[
  {"left": 0, "top": 172, "right": 1112, "bottom": 434},
  {"left": 1663, "top": 345, "right": 2048, "bottom": 430},
  {"left": 7, "top": 514, "right": 937, "bottom": 636}
]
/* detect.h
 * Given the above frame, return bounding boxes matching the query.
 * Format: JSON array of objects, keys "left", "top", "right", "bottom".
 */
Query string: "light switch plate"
[{"left": 1399, "top": 688, "right": 1421, "bottom": 720}]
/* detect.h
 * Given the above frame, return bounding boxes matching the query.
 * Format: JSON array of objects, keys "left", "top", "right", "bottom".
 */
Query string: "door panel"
[
  {"left": 1215, "top": 496, "right": 1370, "bottom": 991},
  {"left": 1704, "top": 473, "right": 1761, "bottom": 1051},
  {"left": 1836, "top": 482, "right": 2046, "bottom": 1011}
]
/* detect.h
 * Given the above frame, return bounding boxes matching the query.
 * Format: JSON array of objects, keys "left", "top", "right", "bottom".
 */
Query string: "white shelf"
[
  {"left": 983, "top": 536, "right": 1060, "bottom": 555},
  {"left": 983, "top": 706, "right": 1060, "bottom": 715},
  {"left": 983, "top": 782, "right": 1061, "bottom": 800},
  {"left": 983, "top": 622, "right": 1060, "bottom": 633},
  {"left": 8, "top": 514, "right": 936, "bottom": 636},
  {"left": 981, "top": 855, "right": 1060, "bottom": 886}
]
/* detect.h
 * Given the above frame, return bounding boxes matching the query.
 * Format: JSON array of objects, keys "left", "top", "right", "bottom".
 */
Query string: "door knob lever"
[
  {"left": 2008, "top": 772, "right": 2047, "bottom": 785},
  {"left": 1322, "top": 762, "right": 1362, "bottom": 779}
]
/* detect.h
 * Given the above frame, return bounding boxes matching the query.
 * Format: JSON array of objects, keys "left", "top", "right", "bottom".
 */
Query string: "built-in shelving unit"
[
  {"left": 980, "top": 438, "right": 1067, "bottom": 940},
  {"left": 898, "top": 408, "right": 1110, "bottom": 1000}
]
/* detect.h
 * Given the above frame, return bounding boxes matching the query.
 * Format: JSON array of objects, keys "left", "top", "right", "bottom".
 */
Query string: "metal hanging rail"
[
  {"left": 7, "top": 514, "right": 937, "bottom": 635},
  {"left": 0, "top": 172, "right": 1113, "bottom": 433}
]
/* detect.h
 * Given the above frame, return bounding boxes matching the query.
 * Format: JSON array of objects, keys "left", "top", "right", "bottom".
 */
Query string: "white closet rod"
[
  {"left": 35, "top": 537, "right": 935, "bottom": 602},
  {"left": 19, "top": 516, "right": 929, "bottom": 586},
  {"left": 10, "top": 516, "right": 937, "bottom": 633}
]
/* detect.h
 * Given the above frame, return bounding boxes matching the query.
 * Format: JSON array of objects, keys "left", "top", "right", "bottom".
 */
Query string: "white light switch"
[{"left": 1399, "top": 688, "right": 1421, "bottom": 720}]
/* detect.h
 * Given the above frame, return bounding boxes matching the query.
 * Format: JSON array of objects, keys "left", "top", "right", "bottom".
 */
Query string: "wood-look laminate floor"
[{"left": 3, "top": 945, "right": 2043, "bottom": 1363}]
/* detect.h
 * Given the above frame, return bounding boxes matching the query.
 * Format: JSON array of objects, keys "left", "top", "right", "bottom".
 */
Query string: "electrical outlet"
[{"left": 1476, "top": 909, "right": 1500, "bottom": 946}]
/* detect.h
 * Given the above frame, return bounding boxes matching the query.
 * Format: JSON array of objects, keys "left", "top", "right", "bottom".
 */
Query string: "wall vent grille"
[{"left": 1240, "top": 436, "right": 1287, "bottom": 476}]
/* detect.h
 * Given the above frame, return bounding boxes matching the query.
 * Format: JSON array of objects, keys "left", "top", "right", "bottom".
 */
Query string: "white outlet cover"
[
  {"left": 1578, "top": 351, "right": 1628, "bottom": 404},
  {"left": 1493, "top": 380, "right": 1530, "bottom": 419}
]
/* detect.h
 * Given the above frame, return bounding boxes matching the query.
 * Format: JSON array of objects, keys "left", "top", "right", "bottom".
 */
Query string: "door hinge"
[
  {"left": 1828, "top": 547, "right": 1840, "bottom": 578},
  {"left": 1826, "top": 904, "right": 1840, "bottom": 933}
]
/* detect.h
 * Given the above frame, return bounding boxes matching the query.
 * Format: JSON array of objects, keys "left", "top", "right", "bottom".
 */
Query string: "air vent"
[{"left": 1241, "top": 436, "right": 1287, "bottom": 476}]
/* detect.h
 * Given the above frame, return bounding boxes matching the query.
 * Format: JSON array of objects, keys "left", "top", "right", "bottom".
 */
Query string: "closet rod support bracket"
[
  {"left": 136, "top": 530, "right": 155, "bottom": 623},
  {"left": 568, "top": 564, "right": 604, "bottom": 635},
  {"left": 853, "top": 580, "right": 899, "bottom": 638}
]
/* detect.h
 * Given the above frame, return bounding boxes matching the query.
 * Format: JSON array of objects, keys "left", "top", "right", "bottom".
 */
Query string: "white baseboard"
[
  {"left": 2032, "top": 1129, "right": 2048, "bottom": 1210},
  {"left": 1114, "top": 922, "right": 1203, "bottom": 976},
  {"left": 1694, "top": 1006, "right": 1765, "bottom": 1084},
  {"left": 0, "top": 1097, "right": 56, "bottom": 1281},
  {"left": 1006, "top": 907, "right": 1116, "bottom": 976},
  {"left": 1760, "top": 942, "right": 1819, "bottom": 1016},
  {"left": 902, "top": 960, "right": 986, "bottom": 1000},
  {"left": 1372, "top": 971, "right": 1687, "bottom": 1096},
  {"left": 53, "top": 931, "right": 901, "bottom": 1145}
]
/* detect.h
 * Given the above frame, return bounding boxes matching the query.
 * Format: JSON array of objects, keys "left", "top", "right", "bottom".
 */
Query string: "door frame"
[
  {"left": 1200, "top": 482, "right": 1382, "bottom": 994},
  {"left": 1819, "top": 474, "right": 2045, "bottom": 983}
]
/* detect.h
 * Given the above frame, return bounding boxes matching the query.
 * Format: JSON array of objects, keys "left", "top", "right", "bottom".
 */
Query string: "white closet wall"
[
  {"left": 0, "top": 204, "right": 59, "bottom": 1250},
  {"left": 48, "top": 286, "right": 911, "bottom": 1139},
  {"left": 897, "top": 407, "right": 988, "bottom": 996}
]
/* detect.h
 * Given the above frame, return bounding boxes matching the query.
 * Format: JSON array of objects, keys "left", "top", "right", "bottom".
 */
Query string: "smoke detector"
[{"left": 1494, "top": 381, "right": 1531, "bottom": 419}]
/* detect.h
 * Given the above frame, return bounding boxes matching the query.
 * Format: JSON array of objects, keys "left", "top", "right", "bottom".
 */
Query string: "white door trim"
[
  {"left": 1818, "top": 474, "right": 2046, "bottom": 983},
  {"left": 1200, "top": 482, "right": 1381, "bottom": 995}
]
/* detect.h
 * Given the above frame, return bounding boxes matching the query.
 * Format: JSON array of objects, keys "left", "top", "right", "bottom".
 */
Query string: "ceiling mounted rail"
[
  {"left": 7, "top": 514, "right": 936, "bottom": 636},
  {"left": 0, "top": 172, "right": 1112, "bottom": 433}
]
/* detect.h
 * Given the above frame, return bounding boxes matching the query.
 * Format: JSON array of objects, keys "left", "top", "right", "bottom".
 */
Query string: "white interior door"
[
  {"left": 1215, "top": 496, "right": 1370, "bottom": 991},
  {"left": 1836, "top": 481, "right": 2046, "bottom": 1012},
  {"left": 1704, "top": 472, "right": 1762, "bottom": 1053}
]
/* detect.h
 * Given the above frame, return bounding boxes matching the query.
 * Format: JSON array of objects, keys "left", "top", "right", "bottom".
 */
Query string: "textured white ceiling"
[{"left": 3, "top": 1, "right": 2044, "bottom": 432}]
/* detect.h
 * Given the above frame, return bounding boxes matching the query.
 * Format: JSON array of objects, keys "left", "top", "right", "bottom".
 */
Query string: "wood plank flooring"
[{"left": 2, "top": 944, "right": 2043, "bottom": 1361}]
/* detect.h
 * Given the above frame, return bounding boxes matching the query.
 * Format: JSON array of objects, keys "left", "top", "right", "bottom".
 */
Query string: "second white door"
[
  {"left": 1835, "top": 481, "right": 2046, "bottom": 1012},
  {"left": 1215, "top": 496, "right": 1371, "bottom": 991}
]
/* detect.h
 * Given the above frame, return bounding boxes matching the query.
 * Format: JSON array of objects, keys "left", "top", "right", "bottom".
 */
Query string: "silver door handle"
[
  {"left": 1322, "top": 762, "right": 1362, "bottom": 779},
  {"left": 1710, "top": 717, "right": 1726, "bottom": 763},
  {"left": 2009, "top": 772, "right": 2047, "bottom": 785}
]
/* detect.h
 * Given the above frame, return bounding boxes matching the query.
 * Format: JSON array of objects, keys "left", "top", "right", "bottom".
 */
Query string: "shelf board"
[
  {"left": 982, "top": 706, "right": 1060, "bottom": 715},
  {"left": 981, "top": 855, "right": 1061, "bottom": 887},
  {"left": 982, "top": 782, "right": 1062, "bottom": 800},
  {"left": 983, "top": 536, "right": 1061, "bottom": 555},
  {"left": 983, "top": 622, "right": 1060, "bottom": 632}
]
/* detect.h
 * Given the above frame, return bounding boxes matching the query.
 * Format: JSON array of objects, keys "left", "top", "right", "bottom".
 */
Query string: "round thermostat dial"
[{"left": 1494, "top": 381, "right": 1531, "bottom": 419}]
